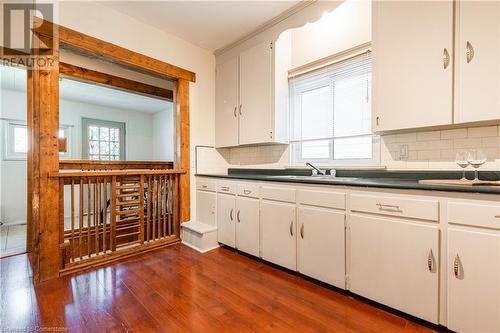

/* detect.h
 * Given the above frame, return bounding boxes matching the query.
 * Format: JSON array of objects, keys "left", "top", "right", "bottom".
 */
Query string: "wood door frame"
[{"left": 28, "top": 17, "right": 194, "bottom": 282}]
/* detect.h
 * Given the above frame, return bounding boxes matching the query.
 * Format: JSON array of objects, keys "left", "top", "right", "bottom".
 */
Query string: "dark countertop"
[{"left": 195, "top": 169, "right": 500, "bottom": 195}]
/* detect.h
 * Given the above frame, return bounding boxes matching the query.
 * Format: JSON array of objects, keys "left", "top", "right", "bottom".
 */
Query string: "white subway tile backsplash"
[{"left": 381, "top": 125, "right": 500, "bottom": 170}]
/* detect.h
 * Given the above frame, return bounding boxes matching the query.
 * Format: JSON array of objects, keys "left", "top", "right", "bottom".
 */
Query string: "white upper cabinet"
[
  {"left": 215, "top": 57, "right": 239, "bottom": 148},
  {"left": 215, "top": 32, "right": 290, "bottom": 148},
  {"left": 239, "top": 40, "right": 273, "bottom": 145},
  {"left": 455, "top": 1, "right": 500, "bottom": 123},
  {"left": 372, "top": 1, "right": 454, "bottom": 131}
]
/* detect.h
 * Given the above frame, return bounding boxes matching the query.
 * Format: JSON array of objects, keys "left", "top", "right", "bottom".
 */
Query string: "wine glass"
[
  {"left": 467, "top": 149, "right": 487, "bottom": 182},
  {"left": 455, "top": 151, "right": 470, "bottom": 181}
]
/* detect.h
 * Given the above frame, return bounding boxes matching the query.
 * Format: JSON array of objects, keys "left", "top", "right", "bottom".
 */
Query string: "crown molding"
[{"left": 214, "top": 0, "right": 317, "bottom": 56}]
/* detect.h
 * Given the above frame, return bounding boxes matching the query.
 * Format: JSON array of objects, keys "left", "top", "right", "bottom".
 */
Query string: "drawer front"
[
  {"left": 261, "top": 186, "right": 296, "bottom": 203},
  {"left": 218, "top": 182, "right": 237, "bottom": 195},
  {"left": 350, "top": 193, "right": 439, "bottom": 221},
  {"left": 448, "top": 201, "right": 500, "bottom": 230},
  {"left": 196, "top": 180, "right": 216, "bottom": 192},
  {"left": 297, "top": 189, "right": 345, "bottom": 210},
  {"left": 237, "top": 184, "right": 260, "bottom": 198}
]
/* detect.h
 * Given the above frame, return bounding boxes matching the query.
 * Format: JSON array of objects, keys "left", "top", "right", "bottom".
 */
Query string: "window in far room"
[{"left": 82, "top": 118, "right": 126, "bottom": 161}]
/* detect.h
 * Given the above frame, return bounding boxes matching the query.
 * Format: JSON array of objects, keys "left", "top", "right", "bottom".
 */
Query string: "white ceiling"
[
  {"left": 0, "top": 65, "right": 170, "bottom": 113},
  {"left": 98, "top": 1, "right": 301, "bottom": 51}
]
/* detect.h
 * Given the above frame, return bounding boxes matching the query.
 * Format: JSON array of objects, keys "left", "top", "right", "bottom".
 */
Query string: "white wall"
[
  {"left": 152, "top": 107, "right": 174, "bottom": 161},
  {"left": 45, "top": 0, "right": 216, "bottom": 220},
  {"left": 290, "top": 0, "right": 371, "bottom": 69}
]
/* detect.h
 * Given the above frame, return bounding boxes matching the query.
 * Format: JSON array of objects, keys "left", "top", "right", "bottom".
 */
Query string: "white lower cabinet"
[
  {"left": 196, "top": 190, "right": 216, "bottom": 226},
  {"left": 349, "top": 214, "right": 439, "bottom": 323},
  {"left": 261, "top": 201, "right": 297, "bottom": 271},
  {"left": 235, "top": 197, "right": 260, "bottom": 257},
  {"left": 217, "top": 193, "right": 236, "bottom": 247},
  {"left": 297, "top": 207, "right": 346, "bottom": 289},
  {"left": 447, "top": 228, "right": 500, "bottom": 333}
]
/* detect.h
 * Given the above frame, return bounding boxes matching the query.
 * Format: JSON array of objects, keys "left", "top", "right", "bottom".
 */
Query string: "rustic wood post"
[
  {"left": 30, "top": 25, "right": 61, "bottom": 282},
  {"left": 176, "top": 79, "right": 190, "bottom": 222}
]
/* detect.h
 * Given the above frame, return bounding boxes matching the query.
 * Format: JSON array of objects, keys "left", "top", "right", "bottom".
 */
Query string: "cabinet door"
[
  {"left": 261, "top": 201, "right": 296, "bottom": 270},
  {"left": 196, "top": 190, "right": 216, "bottom": 226},
  {"left": 456, "top": 1, "right": 500, "bottom": 123},
  {"left": 448, "top": 228, "right": 500, "bottom": 333},
  {"left": 350, "top": 214, "right": 439, "bottom": 323},
  {"left": 239, "top": 40, "right": 273, "bottom": 145},
  {"left": 216, "top": 194, "right": 235, "bottom": 247},
  {"left": 297, "top": 207, "right": 345, "bottom": 289},
  {"left": 215, "top": 57, "right": 239, "bottom": 148},
  {"left": 235, "top": 197, "right": 260, "bottom": 257},
  {"left": 372, "top": 1, "right": 453, "bottom": 131}
]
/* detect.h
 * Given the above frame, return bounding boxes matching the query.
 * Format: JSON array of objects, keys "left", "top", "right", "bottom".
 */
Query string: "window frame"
[
  {"left": 3, "top": 120, "right": 73, "bottom": 160},
  {"left": 81, "top": 118, "right": 126, "bottom": 160},
  {"left": 288, "top": 48, "right": 379, "bottom": 167}
]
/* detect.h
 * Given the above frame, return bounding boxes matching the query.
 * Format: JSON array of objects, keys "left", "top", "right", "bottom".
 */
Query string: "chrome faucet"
[{"left": 306, "top": 162, "right": 326, "bottom": 176}]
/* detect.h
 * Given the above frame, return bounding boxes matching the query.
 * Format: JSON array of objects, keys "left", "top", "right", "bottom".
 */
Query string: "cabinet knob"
[
  {"left": 466, "top": 41, "right": 474, "bottom": 63},
  {"left": 443, "top": 48, "right": 450, "bottom": 69},
  {"left": 427, "top": 249, "right": 434, "bottom": 272},
  {"left": 453, "top": 254, "right": 461, "bottom": 278}
]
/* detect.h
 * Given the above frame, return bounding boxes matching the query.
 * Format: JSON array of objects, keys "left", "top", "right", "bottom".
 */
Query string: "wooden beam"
[
  {"left": 30, "top": 30, "right": 61, "bottom": 282},
  {"left": 59, "top": 62, "right": 174, "bottom": 101},
  {"left": 59, "top": 160, "right": 174, "bottom": 170},
  {"left": 26, "top": 69, "right": 34, "bottom": 253},
  {"left": 33, "top": 17, "right": 196, "bottom": 82},
  {"left": 177, "top": 79, "right": 190, "bottom": 222}
]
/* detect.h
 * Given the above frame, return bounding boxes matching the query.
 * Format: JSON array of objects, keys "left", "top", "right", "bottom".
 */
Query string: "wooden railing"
[{"left": 51, "top": 169, "right": 183, "bottom": 274}]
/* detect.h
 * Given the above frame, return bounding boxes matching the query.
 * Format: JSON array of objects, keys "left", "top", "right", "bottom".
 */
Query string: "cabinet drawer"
[
  {"left": 448, "top": 201, "right": 500, "bottom": 230},
  {"left": 297, "top": 189, "right": 345, "bottom": 210},
  {"left": 261, "top": 186, "right": 296, "bottom": 203},
  {"left": 237, "top": 184, "right": 260, "bottom": 198},
  {"left": 218, "top": 182, "right": 237, "bottom": 195},
  {"left": 350, "top": 193, "right": 439, "bottom": 222},
  {"left": 196, "top": 180, "right": 216, "bottom": 192}
]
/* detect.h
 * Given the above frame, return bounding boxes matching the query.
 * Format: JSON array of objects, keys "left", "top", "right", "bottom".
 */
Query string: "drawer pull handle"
[
  {"left": 202, "top": 185, "right": 207, "bottom": 189},
  {"left": 221, "top": 186, "right": 230, "bottom": 191},
  {"left": 237, "top": 210, "right": 241, "bottom": 223},
  {"left": 233, "top": 106, "right": 237, "bottom": 118},
  {"left": 427, "top": 249, "right": 434, "bottom": 272},
  {"left": 230, "top": 209, "right": 233, "bottom": 221},
  {"left": 443, "top": 48, "right": 450, "bottom": 69},
  {"left": 454, "top": 254, "right": 461, "bottom": 278},
  {"left": 300, "top": 224, "right": 304, "bottom": 239},
  {"left": 289, "top": 221, "right": 294, "bottom": 236},
  {"left": 495, "top": 215, "right": 500, "bottom": 219},
  {"left": 376, "top": 203, "right": 402, "bottom": 212},
  {"left": 243, "top": 190, "right": 252, "bottom": 195}
]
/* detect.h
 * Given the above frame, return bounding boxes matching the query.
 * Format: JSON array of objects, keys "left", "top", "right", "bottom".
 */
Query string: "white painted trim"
[{"left": 214, "top": 0, "right": 317, "bottom": 56}]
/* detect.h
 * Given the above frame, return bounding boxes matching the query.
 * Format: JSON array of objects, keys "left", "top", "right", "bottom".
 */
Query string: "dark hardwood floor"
[{"left": 1, "top": 244, "right": 438, "bottom": 332}]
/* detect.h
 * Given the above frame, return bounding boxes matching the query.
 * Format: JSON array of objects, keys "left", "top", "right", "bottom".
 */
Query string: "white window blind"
[{"left": 289, "top": 51, "right": 378, "bottom": 165}]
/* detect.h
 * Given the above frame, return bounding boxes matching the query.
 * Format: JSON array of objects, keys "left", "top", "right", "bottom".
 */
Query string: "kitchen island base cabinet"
[
  {"left": 217, "top": 193, "right": 236, "bottom": 248},
  {"left": 235, "top": 197, "right": 260, "bottom": 257},
  {"left": 261, "top": 201, "right": 296, "bottom": 271},
  {"left": 349, "top": 214, "right": 439, "bottom": 324},
  {"left": 447, "top": 228, "right": 500, "bottom": 333},
  {"left": 297, "top": 207, "right": 346, "bottom": 289}
]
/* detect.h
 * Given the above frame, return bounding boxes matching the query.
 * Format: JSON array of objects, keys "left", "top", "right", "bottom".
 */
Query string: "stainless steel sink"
[{"left": 270, "top": 175, "right": 359, "bottom": 182}]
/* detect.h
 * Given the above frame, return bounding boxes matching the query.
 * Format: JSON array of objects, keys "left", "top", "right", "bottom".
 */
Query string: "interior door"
[
  {"left": 372, "top": 1, "right": 453, "bottom": 131},
  {"left": 455, "top": 1, "right": 500, "bottom": 123},
  {"left": 216, "top": 193, "right": 235, "bottom": 247},
  {"left": 261, "top": 201, "right": 296, "bottom": 270},
  {"left": 297, "top": 207, "right": 345, "bottom": 288},
  {"left": 235, "top": 197, "right": 260, "bottom": 257},
  {"left": 349, "top": 214, "right": 439, "bottom": 323},
  {"left": 448, "top": 228, "right": 500, "bottom": 333},
  {"left": 239, "top": 40, "right": 273, "bottom": 145},
  {"left": 215, "top": 57, "right": 239, "bottom": 147},
  {"left": 196, "top": 190, "right": 216, "bottom": 226}
]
